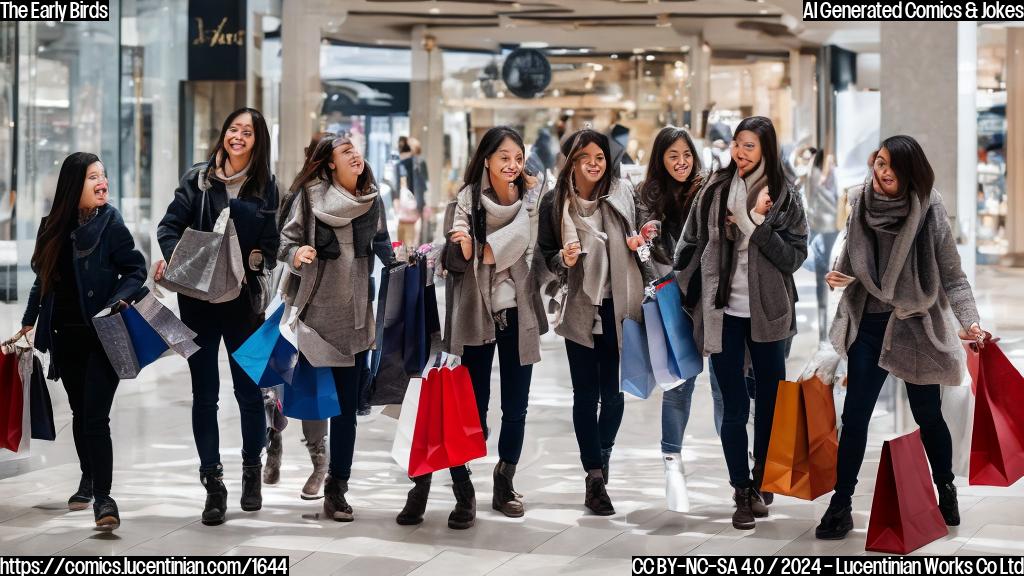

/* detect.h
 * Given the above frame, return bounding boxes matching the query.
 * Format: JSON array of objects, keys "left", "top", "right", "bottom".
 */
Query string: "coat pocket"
[{"left": 757, "top": 264, "right": 790, "bottom": 322}]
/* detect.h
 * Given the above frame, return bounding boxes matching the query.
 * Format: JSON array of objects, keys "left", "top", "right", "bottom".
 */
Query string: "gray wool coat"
[
  {"left": 674, "top": 177, "right": 808, "bottom": 356},
  {"left": 442, "top": 186, "right": 548, "bottom": 365},
  {"left": 536, "top": 179, "right": 645, "bottom": 350},
  {"left": 830, "top": 188, "right": 980, "bottom": 387}
]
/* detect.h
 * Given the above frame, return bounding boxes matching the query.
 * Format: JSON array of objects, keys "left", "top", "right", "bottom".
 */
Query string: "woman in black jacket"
[
  {"left": 18, "top": 152, "right": 148, "bottom": 530},
  {"left": 155, "top": 107, "right": 280, "bottom": 526}
]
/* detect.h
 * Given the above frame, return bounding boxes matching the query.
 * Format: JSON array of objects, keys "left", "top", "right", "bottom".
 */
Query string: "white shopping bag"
[
  {"left": 390, "top": 375, "right": 422, "bottom": 474},
  {"left": 940, "top": 377, "right": 975, "bottom": 478}
]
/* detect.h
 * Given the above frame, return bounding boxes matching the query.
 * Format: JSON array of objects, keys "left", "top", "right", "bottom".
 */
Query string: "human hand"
[
  {"left": 154, "top": 260, "right": 167, "bottom": 281},
  {"left": 754, "top": 188, "right": 773, "bottom": 215},
  {"left": 293, "top": 245, "right": 317, "bottom": 269},
  {"left": 825, "top": 271, "right": 855, "bottom": 289},
  {"left": 561, "top": 241, "right": 581, "bottom": 267},
  {"left": 959, "top": 323, "right": 991, "bottom": 350}
]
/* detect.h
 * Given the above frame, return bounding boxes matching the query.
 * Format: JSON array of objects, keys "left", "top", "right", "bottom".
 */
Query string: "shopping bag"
[
  {"left": 28, "top": 355, "right": 55, "bottom": 441},
  {"left": 966, "top": 342, "right": 1024, "bottom": 487},
  {"left": 0, "top": 349, "right": 23, "bottom": 451},
  {"left": 158, "top": 206, "right": 245, "bottom": 303},
  {"left": 92, "top": 293, "right": 200, "bottom": 379},
  {"left": 409, "top": 367, "right": 448, "bottom": 476},
  {"left": 761, "top": 375, "right": 838, "bottom": 500},
  {"left": 369, "top": 263, "right": 410, "bottom": 405},
  {"left": 655, "top": 278, "right": 702, "bottom": 383},
  {"left": 643, "top": 299, "right": 678, "bottom": 386},
  {"left": 440, "top": 365, "right": 487, "bottom": 466},
  {"left": 620, "top": 318, "right": 657, "bottom": 399},
  {"left": 234, "top": 299, "right": 300, "bottom": 388},
  {"left": 281, "top": 356, "right": 341, "bottom": 420},
  {"left": 865, "top": 429, "right": 948, "bottom": 554},
  {"left": 390, "top": 375, "right": 423, "bottom": 471},
  {"left": 403, "top": 260, "right": 428, "bottom": 375},
  {"left": 940, "top": 380, "right": 974, "bottom": 478}
]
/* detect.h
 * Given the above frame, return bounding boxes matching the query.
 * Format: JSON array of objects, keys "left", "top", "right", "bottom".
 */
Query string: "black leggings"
[
  {"left": 328, "top": 351, "right": 367, "bottom": 481},
  {"left": 832, "top": 312, "right": 954, "bottom": 505}
]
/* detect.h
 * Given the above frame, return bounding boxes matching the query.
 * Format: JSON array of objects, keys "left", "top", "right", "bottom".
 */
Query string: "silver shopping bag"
[
  {"left": 92, "top": 293, "right": 200, "bottom": 379},
  {"left": 158, "top": 206, "right": 244, "bottom": 303}
]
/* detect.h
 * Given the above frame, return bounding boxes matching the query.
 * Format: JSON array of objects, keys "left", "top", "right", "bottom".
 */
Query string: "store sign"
[
  {"left": 188, "top": 0, "right": 246, "bottom": 81},
  {"left": 502, "top": 48, "right": 551, "bottom": 99}
]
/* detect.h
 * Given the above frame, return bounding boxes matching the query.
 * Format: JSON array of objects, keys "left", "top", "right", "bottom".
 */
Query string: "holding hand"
[
  {"left": 959, "top": 323, "right": 991, "bottom": 350},
  {"left": 825, "top": 270, "right": 855, "bottom": 289},
  {"left": 154, "top": 260, "right": 167, "bottom": 282},
  {"left": 449, "top": 230, "right": 472, "bottom": 260},
  {"left": 293, "top": 245, "right": 317, "bottom": 269},
  {"left": 754, "top": 188, "right": 773, "bottom": 216},
  {"left": 626, "top": 235, "right": 645, "bottom": 252},
  {"left": 640, "top": 221, "right": 660, "bottom": 242},
  {"left": 561, "top": 241, "right": 581, "bottom": 268}
]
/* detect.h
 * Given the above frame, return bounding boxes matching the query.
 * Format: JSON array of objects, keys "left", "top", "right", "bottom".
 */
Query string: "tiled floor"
[{"left": 1, "top": 267, "right": 1023, "bottom": 572}]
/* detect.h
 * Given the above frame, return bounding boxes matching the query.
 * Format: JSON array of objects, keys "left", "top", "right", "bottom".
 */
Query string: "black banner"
[
  {"left": 0, "top": 1, "right": 109, "bottom": 21},
  {"left": 803, "top": 0, "right": 1024, "bottom": 21},
  {"left": 633, "top": 556, "right": 1024, "bottom": 576},
  {"left": 188, "top": 0, "right": 247, "bottom": 81}
]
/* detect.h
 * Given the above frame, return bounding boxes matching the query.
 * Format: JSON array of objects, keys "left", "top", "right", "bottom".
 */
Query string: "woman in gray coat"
[
  {"left": 815, "top": 135, "right": 988, "bottom": 540},
  {"left": 537, "top": 128, "right": 646, "bottom": 516},
  {"left": 280, "top": 133, "right": 394, "bottom": 522},
  {"left": 674, "top": 116, "right": 808, "bottom": 530}
]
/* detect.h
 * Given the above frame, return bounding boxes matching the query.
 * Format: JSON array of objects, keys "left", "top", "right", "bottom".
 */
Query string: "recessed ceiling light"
[
  {"left": 429, "top": 7, "right": 440, "bottom": 14},
  {"left": 645, "top": 55, "right": 655, "bottom": 61}
]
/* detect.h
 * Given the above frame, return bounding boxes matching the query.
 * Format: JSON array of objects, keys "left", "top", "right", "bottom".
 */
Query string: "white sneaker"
[{"left": 663, "top": 453, "right": 690, "bottom": 513}]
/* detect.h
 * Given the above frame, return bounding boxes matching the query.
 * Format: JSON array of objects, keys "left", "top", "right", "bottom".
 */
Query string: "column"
[
  {"left": 410, "top": 26, "right": 444, "bottom": 239},
  {"left": 682, "top": 35, "right": 709, "bottom": 137},
  {"left": 278, "top": 2, "right": 328, "bottom": 185},
  {"left": 790, "top": 50, "right": 817, "bottom": 146},
  {"left": 1006, "top": 29, "right": 1024, "bottom": 265}
]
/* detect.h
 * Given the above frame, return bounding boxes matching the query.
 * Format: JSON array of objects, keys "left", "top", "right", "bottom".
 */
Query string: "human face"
[
  {"left": 223, "top": 112, "right": 255, "bottom": 166},
  {"left": 731, "top": 130, "right": 762, "bottom": 176},
  {"left": 663, "top": 138, "right": 694, "bottom": 183},
  {"left": 872, "top": 147, "right": 899, "bottom": 196},
  {"left": 487, "top": 137, "right": 524, "bottom": 191},
  {"left": 79, "top": 162, "right": 108, "bottom": 210},
  {"left": 330, "top": 141, "right": 365, "bottom": 190},
  {"left": 572, "top": 142, "right": 606, "bottom": 190}
]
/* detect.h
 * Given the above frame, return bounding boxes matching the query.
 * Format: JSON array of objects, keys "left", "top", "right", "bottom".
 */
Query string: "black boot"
[
  {"left": 323, "top": 475, "right": 353, "bottom": 522},
  {"left": 241, "top": 465, "right": 262, "bottom": 511},
  {"left": 68, "top": 475, "right": 93, "bottom": 511},
  {"left": 200, "top": 470, "right": 228, "bottom": 526},
  {"left": 752, "top": 460, "right": 773, "bottom": 506},
  {"left": 396, "top": 474, "right": 432, "bottom": 526},
  {"left": 937, "top": 482, "right": 960, "bottom": 527},
  {"left": 492, "top": 461, "right": 524, "bottom": 518},
  {"left": 584, "top": 470, "right": 615, "bottom": 516},
  {"left": 93, "top": 495, "right": 120, "bottom": 531},
  {"left": 732, "top": 487, "right": 756, "bottom": 530},
  {"left": 264, "top": 429, "right": 282, "bottom": 485},
  {"left": 448, "top": 479, "right": 476, "bottom": 530},
  {"left": 815, "top": 501, "right": 854, "bottom": 540}
]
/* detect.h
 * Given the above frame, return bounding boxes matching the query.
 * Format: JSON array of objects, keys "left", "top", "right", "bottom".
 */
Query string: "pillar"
[
  {"left": 410, "top": 26, "right": 444, "bottom": 239},
  {"left": 278, "top": 2, "right": 327, "bottom": 185},
  {"left": 1006, "top": 29, "right": 1024, "bottom": 265}
]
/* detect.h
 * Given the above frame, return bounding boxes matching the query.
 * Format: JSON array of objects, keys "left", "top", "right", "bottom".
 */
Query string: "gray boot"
[
  {"left": 301, "top": 435, "right": 328, "bottom": 500},
  {"left": 263, "top": 429, "right": 282, "bottom": 485}
]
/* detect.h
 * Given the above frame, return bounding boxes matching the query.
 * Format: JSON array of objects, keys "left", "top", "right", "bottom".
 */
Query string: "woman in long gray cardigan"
[
  {"left": 280, "top": 133, "right": 394, "bottom": 522},
  {"left": 674, "top": 116, "right": 808, "bottom": 530},
  {"left": 815, "top": 135, "right": 988, "bottom": 540},
  {"left": 537, "top": 128, "right": 646, "bottom": 516}
]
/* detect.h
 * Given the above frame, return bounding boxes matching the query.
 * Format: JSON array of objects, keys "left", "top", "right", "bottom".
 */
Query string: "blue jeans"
[{"left": 660, "top": 364, "right": 724, "bottom": 453}]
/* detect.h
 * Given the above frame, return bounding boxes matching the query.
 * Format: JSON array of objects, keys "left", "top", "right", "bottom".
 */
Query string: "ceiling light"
[
  {"left": 759, "top": 9, "right": 768, "bottom": 14},
  {"left": 645, "top": 55, "right": 655, "bottom": 61},
  {"left": 633, "top": 48, "right": 645, "bottom": 55},
  {"left": 611, "top": 54, "right": 619, "bottom": 59},
  {"left": 429, "top": 7, "right": 440, "bottom": 14}
]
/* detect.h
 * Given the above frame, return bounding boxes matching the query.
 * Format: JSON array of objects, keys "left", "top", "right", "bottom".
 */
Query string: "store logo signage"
[
  {"left": 502, "top": 48, "right": 552, "bottom": 99},
  {"left": 0, "top": 0, "right": 109, "bottom": 21},
  {"left": 188, "top": 0, "right": 246, "bottom": 81}
]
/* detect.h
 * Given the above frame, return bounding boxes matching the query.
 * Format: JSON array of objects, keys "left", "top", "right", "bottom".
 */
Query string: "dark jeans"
[
  {"left": 328, "top": 350, "right": 366, "bottom": 480},
  {"left": 54, "top": 324, "right": 120, "bottom": 498},
  {"left": 179, "top": 295, "right": 266, "bottom": 474},
  {"left": 449, "top": 308, "right": 533, "bottom": 482},
  {"left": 812, "top": 232, "right": 839, "bottom": 342},
  {"left": 832, "top": 312, "right": 954, "bottom": 505},
  {"left": 565, "top": 299, "right": 624, "bottom": 472},
  {"left": 710, "top": 314, "right": 787, "bottom": 488}
]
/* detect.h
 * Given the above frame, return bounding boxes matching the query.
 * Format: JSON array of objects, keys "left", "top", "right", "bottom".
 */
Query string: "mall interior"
[{"left": 1, "top": 0, "right": 1024, "bottom": 569}]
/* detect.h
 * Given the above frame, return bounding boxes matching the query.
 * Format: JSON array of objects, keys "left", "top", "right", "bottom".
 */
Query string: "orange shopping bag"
[{"left": 761, "top": 374, "right": 838, "bottom": 500}]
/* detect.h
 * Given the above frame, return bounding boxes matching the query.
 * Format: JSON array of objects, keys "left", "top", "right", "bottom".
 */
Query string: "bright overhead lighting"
[
  {"left": 429, "top": 7, "right": 440, "bottom": 14},
  {"left": 645, "top": 55, "right": 655, "bottom": 61},
  {"left": 521, "top": 41, "right": 549, "bottom": 49}
]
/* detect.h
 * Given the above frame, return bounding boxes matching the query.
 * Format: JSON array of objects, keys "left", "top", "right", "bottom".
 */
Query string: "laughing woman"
[
  {"left": 674, "top": 116, "right": 807, "bottom": 530},
  {"left": 156, "top": 107, "right": 280, "bottom": 526},
  {"left": 280, "top": 133, "right": 394, "bottom": 523},
  {"left": 19, "top": 153, "right": 148, "bottom": 530},
  {"left": 537, "top": 128, "right": 646, "bottom": 516},
  {"left": 815, "top": 135, "right": 987, "bottom": 540}
]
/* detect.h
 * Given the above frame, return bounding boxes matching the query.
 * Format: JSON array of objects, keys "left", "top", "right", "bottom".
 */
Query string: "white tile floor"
[{"left": 1, "top": 267, "right": 1023, "bottom": 572}]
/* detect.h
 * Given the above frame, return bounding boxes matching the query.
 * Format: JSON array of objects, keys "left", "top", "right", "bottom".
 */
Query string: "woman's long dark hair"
[
  {"left": 208, "top": 107, "right": 272, "bottom": 200},
  {"left": 703, "top": 116, "right": 786, "bottom": 203},
  {"left": 553, "top": 129, "right": 613, "bottom": 244},
  {"left": 639, "top": 126, "right": 704, "bottom": 223},
  {"left": 875, "top": 135, "right": 934, "bottom": 203},
  {"left": 31, "top": 152, "right": 100, "bottom": 296},
  {"left": 462, "top": 126, "right": 527, "bottom": 244},
  {"left": 288, "top": 133, "right": 377, "bottom": 197}
]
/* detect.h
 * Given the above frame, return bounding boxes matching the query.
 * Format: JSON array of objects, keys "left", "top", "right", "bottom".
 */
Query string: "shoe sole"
[
  {"left": 733, "top": 520, "right": 755, "bottom": 530},
  {"left": 815, "top": 528, "right": 851, "bottom": 540},
  {"left": 396, "top": 517, "right": 424, "bottom": 526},
  {"left": 94, "top": 517, "right": 119, "bottom": 531},
  {"left": 448, "top": 520, "right": 474, "bottom": 530},
  {"left": 753, "top": 510, "right": 769, "bottom": 518},
  {"left": 331, "top": 515, "right": 354, "bottom": 522},
  {"left": 68, "top": 501, "right": 91, "bottom": 512},
  {"left": 241, "top": 503, "right": 262, "bottom": 512},
  {"left": 300, "top": 492, "right": 324, "bottom": 500},
  {"left": 585, "top": 506, "right": 615, "bottom": 516},
  {"left": 202, "top": 517, "right": 225, "bottom": 526},
  {"left": 492, "top": 501, "right": 525, "bottom": 518}
]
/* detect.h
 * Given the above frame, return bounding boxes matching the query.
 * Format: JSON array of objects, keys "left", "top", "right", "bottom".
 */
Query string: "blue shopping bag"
[
  {"left": 282, "top": 356, "right": 341, "bottom": 420},
  {"left": 643, "top": 299, "right": 679, "bottom": 385},
  {"left": 655, "top": 278, "right": 702, "bottom": 382},
  {"left": 620, "top": 318, "right": 657, "bottom": 399},
  {"left": 233, "top": 300, "right": 298, "bottom": 387},
  {"left": 121, "top": 306, "right": 170, "bottom": 368}
]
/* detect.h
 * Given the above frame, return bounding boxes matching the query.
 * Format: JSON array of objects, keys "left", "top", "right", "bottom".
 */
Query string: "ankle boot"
[
  {"left": 937, "top": 482, "right": 960, "bottom": 526},
  {"left": 815, "top": 500, "right": 854, "bottom": 540},
  {"left": 200, "top": 470, "right": 228, "bottom": 526},
  {"left": 584, "top": 470, "right": 615, "bottom": 516},
  {"left": 492, "top": 461, "right": 524, "bottom": 518},
  {"left": 396, "top": 474, "right": 432, "bottom": 525},
  {"left": 752, "top": 460, "right": 773, "bottom": 505},
  {"left": 323, "top": 475, "right": 353, "bottom": 522},
  {"left": 732, "top": 487, "right": 756, "bottom": 530},
  {"left": 263, "top": 429, "right": 282, "bottom": 485},
  {"left": 448, "top": 479, "right": 476, "bottom": 530},
  {"left": 241, "top": 465, "right": 263, "bottom": 511},
  {"left": 301, "top": 436, "right": 328, "bottom": 500},
  {"left": 93, "top": 495, "right": 120, "bottom": 531},
  {"left": 68, "top": 475, "right": 93, "bottom": 511}
]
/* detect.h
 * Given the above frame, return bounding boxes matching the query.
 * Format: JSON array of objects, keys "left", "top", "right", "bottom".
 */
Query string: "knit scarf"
[
  {"left": 313, "top": 183, "right": 378, "bottom": 228},
  {"left": 211, "top": 150, "right": 251, "bottom": 199},
  {"left": 863, "top": 185, "right": 911, "bottom": 234},
  {"left": 726, "top": 159, "right": 766, "bottom": 249},
  {"left": 563, "top": 194, "right": 611, "bottom": 306},
  {"left": 476, "top": 190, "right": 530, "bottom": 313}
]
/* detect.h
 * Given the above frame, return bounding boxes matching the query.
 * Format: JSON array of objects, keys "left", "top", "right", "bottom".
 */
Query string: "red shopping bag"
[
  {"left": 408, "top": 368, "right": 449, "bottom": 476},
  {"left": 440, "top": 365, "right": 487, "bottom": 466},
  {"left": 966, "top": 342, "right": 1024, "bottom": 487},
  {"left": 0, "top": 350, "right": 23, "bottom": 451},
  {"left": 865, "top": 429, "right": 948, "bottom": 554}
]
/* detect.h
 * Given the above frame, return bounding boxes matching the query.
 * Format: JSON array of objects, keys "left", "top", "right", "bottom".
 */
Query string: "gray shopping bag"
[{"left": 159, "top": 206, "right": 244, "bottom": 303}]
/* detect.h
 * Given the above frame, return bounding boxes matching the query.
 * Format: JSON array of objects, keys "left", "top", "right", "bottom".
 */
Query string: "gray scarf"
[
  {"left": 564, "top": 194, "right": 611, "bottom": 307},
  {"left": 314, "top": 183, "right": 378, "bottom": 228},
  {"left": 863, "top": 185, "right": 911, "bottom": 235}
]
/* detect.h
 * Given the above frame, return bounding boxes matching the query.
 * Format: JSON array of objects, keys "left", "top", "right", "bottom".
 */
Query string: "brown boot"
[
  {"left": 584, "top": 470, "right": 615, "bottom": 516},
  {"left": 396, "top": 474, "right": 432, "bottom": 526},
  {"left": 301, "top": 436, "right": 328, "bottom": 500},
  {"left": 492, "top": 461, "right": 524, "bottom": 518},
  {"left": 263, "top": 430, "right": 282, "bottom": 485},
  {"left": 447, "top": 479, "right": 476, "bottom": 530},
  {"left": 323, "top": 475, "right": 353, "bottom": 522},
  {"left": 732, "top": 487, "right": 756, "bottom": 530}
]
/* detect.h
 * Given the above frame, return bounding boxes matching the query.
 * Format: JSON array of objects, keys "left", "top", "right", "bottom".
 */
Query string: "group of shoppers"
[{"left": 16, "top": 106, "right": 987, "bottom": 543}]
